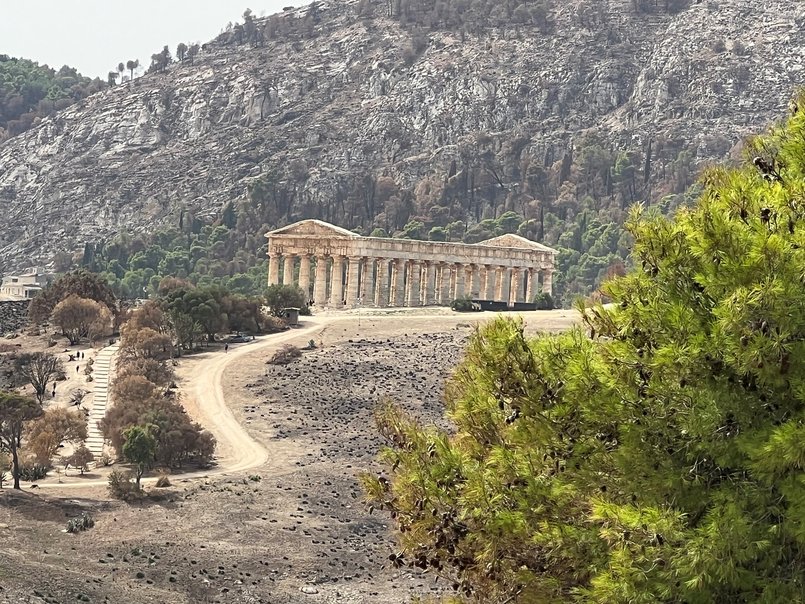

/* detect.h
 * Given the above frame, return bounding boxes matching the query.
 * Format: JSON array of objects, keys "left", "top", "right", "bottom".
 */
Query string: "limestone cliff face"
[{"left": 0, "top": 0, "right": 803, "bottom": 268}]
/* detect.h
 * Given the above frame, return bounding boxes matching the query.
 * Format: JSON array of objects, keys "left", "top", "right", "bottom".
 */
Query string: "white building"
[{"left": 0, "top": 267, "right": 50, "bottom": 300}]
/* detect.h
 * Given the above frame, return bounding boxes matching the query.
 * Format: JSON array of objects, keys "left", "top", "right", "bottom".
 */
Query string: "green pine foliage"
[
  {"left": 78, "top": 224, "right": 268, "bottom": 300},
  {"left": 363, "top": 93, "right": 805, "bottom": 602},
  {"left": 0, "top": 55, "right": 103, "bottom": 140}
]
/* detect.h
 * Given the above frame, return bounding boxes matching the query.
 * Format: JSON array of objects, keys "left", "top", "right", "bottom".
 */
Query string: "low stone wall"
[{"left": 0, "top": 300, "right": 30, "bottom": 334}]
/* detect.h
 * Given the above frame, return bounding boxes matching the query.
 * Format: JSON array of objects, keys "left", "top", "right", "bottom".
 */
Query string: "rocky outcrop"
[
  {"left": 0, "top": 0, "right": 803, "bottom": 268},
  {"left": 0, "top": 300, "right": 29, "bottom": 334}
]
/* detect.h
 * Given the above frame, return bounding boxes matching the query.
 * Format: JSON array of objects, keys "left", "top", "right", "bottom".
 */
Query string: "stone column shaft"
[
  {"left": 502, "top": 268, "right": 513, "bottom": 307},
  {"left": 314, "top": 256, "right": 328, "bottom": 307},
  {"left": 406, "top": 260, "right": 422, "bottom": 306},
  {"left": 392, "top": 258, "right": 406, "bottom": 307},
  {"left": 470, "top": 265, "right": 481, "bottom": 299},
  {"left": 375, "top": 259, "right": 389, "bottom": 307},
  {"left": 439, "top": 264, "right": 452, "bottom": 304},
  {"left": 424, "top": 262, "right": 437, "bottom": 305},
  {"left": 268, "top": 254, "right": 280, "bottom": 286},
  {"left": 330, "top": 256, "right": 344, "bottom": 307},
  {"left": 362, "top": 258, "right": 376, "bottom": 306},
  {"left": 525, "top": 268, "right": 535, "bottom": 302},
  {"left": 511, "top": 268, "right": 523, "bottom": 305},
  {"left": 282, "top": 255, "right": 295, "bottom": 286},
  {"left": 346, "top": 257, "right": 361, "bottom": 308},
  {"left": 543, "top": 269, "right": 553, "bottom": 296},
  {"left": 495, "top": 267, "right": 505, "bottom": 301},
  {"left": 298, "top": 255, "right": 312, "bottom": 298},
  {"left": 453, "top": 263, "right": 465, "bottom": 299},
  {"left": 484, "top": 266, "right": 496, "bottom": 300}
]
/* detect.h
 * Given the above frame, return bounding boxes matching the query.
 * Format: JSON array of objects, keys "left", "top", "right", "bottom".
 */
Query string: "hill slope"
[{"left": 0, "top": 0, "right": 802, "bottom": 298}]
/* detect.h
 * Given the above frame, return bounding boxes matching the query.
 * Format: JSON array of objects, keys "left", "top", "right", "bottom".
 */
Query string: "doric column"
[
  {"left": 469, "top": 264, "right": 481, "bottom": 299},
  {"left": 419, "top": 264, "right": 428, "bottom": 303},
  {"left": 346, "top": 256, "right": 361, "bottom": 308},
  {"left": 314, "top": 256, "right": 328, "bottom": 307},
  {"left": 282, "top": 255, "right": 295, "bottom": 286},
  {"left": 298, "top": 254, "right": 312, "bottom": 298},
  {"left": 439, "top": 263, "right": 452, "bottom": 304},
  {"left": 361, "top": 258, "right": 376, "bottom": 306},
  {"left": 502, "top": 268, "right": 513, "bottom": 307},
  {"left": 375, "top": 259, "right": 389, "bottom": 307},
  {"left": 424, "top": 261, "right": 437, "bottom": 305},
  {"left": 511, "top": 268, "right": 524, "bottom": 304},
  {"left": 495, "top": 267, "right": 505, "bottom": 301},
  {"left": 453, "top": 263, "right": 465, "bottom": 299},
  {"left": 543, "top": 269, "right": 553, "bottom": 296},
  {"left": 406, "top": 260, "right": 422, "bottom": 306},
  {"left": 330, "top": 255, "right": 344, "bottom": 307},
  {"left": 268, "top": 254, "right": 280, "bottom": 286},
  {"left": 484, "top": 265, "right": 496, "bottom": 300},
  {"left": 525, "top": 268, "right": 535, "bottom": 302},
  {"left": 392, "top": 258, "right": 406, "bottom": 307}
]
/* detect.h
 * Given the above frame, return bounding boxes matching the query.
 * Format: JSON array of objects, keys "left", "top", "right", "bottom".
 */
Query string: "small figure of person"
[
  {"left": 76, "top": 365, "right": 80, "bottom": 374},
  {"left": 225, "top": 344, "right": 229, "bottom": 353}
]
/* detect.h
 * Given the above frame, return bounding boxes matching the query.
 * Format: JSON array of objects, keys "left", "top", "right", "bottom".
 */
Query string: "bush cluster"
[
  {"left": 102, "top": 305, "right": 216, "bottom": 480},
  {"left": 268, "top": 344, "right": 302, "bottom": 366},
  {"left": 66, "top": 512, "right": 95, "bottom": 533}
]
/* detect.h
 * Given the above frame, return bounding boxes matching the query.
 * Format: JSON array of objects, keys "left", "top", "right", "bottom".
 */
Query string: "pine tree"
[{"left": 364, "top": 92, "right": 805, "bottom": 603}]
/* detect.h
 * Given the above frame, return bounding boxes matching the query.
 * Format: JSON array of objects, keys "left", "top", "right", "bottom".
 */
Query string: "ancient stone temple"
[{"left": 265, "top": 220, "right": 557, "bottom": 309}]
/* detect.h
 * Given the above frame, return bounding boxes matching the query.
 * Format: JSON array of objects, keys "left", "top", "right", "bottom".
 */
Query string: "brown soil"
[{"left": 0, "top": 310, "right": 579, "bottom": 604}]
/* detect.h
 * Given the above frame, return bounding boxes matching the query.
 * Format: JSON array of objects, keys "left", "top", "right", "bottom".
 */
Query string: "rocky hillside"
[
  {"left": 0, "top": 300, "right": 29, "bottom": 334},
  {"left": 0, "top": 0, "right": 802, "bottom": 283}
]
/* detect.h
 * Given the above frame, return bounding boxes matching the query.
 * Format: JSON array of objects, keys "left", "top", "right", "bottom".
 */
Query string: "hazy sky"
[{"left": 0, "top": 1, "right": 304, "bottom": 79}]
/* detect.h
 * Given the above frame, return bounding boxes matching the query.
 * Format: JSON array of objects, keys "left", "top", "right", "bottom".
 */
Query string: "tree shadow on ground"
[{"left": 0, "top": 488, "right": 113, "bottom": 524}]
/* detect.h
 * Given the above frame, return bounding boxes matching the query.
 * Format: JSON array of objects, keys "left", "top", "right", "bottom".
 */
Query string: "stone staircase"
[{"left": 86, "top": 343, "right": 118, "bottom": 459}]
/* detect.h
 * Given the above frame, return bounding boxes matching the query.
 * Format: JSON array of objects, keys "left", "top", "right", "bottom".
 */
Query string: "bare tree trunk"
[{"left": 10, "top": 440, "right": 21, "bottom": 490}]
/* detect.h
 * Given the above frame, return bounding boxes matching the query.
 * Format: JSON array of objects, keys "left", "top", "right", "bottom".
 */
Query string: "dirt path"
[
  {"left": 40, "top": 309, "right": 578, "bottom": 491},
  {"left": 37, "top": 319, "right": 328, "bottom": 490},
  {"left": 176, "top": 319, "right": 327, "bottom": 474}
]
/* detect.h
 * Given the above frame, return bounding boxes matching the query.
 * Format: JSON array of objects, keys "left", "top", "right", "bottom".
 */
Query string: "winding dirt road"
[
  {"left": 178, "top": 318, "right": 326, "bottom": 474},
  {"left": 39, "top": 309, "right": 577, "bottom": 491},
  {"left": 38, "top": 318, "right": 327, "bottom": 490}
]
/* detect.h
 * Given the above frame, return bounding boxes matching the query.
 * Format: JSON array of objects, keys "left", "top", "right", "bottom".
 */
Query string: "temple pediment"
[
  {"left": 478, "top": 233, "right": 558, "bottom": 254},
  {"left": 266, "top": 219, "right": 359, "bottom": 239}
]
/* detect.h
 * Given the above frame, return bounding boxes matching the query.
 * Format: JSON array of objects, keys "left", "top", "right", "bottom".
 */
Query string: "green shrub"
[
  {"left": 17, "top": 462, "right": 49, "bottom": 481},
  {"left": 533, "top": 292, "right": 554, "bottom": 310},
  {"left": 108, "top": 469, "right": 139, "bottom": 501},
  {"left": 451, "top": 298, "right": 480, "bottom": 312},
  {"left": 66, "top": 512, "right": 95, "bottom": 533}
]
